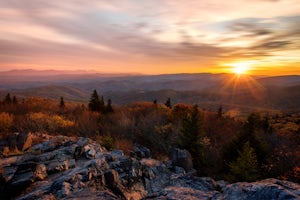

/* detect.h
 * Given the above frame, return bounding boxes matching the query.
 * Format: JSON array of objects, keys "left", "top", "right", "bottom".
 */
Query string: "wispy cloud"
[{"left": 0, "top": 0, "right": 299, "bottom": 74}]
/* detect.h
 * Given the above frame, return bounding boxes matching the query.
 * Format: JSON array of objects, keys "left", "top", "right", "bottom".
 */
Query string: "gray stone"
[
  {"left": 2, "top": 165, "right": 18, "bottom": 182},
  {"left": 84, "top": 157, "right": 109, "bottom": 171},
  {"left": 171, "top": 148, "right": 193, "bottom": 172},
  {"left": 68, "top": 159, "right": 76, "bottom": 169},
  {"left": 83, "top": 144, "right": 96, "bottom": 159},
  {"left": 15, "top": 181, "right": 52, "bottom": 200},
  {"left": 1, "top": 132, "right": 299, "bottom": 200},
  {"left": 64, "top": 189, "right": 120, "bottom": 200},
  {"left": 222, "top": 179, "right": 300, "bottom": 200},
  {"left": 111, "top": 149, "right": 124, "bottom": 159},
  {"left": 17, "top": 132, "right": 33, "bottom": 151},
  {"left": 173, "top": 166, "right": 186, "bottom": 175},
  {"left": 47, "top": 160, "right": 69, "bottom": 174},
  {"left": 54, "top": 181, "right": 72, "bottom": 198},
  {"left": 10, "top": 169, "right": 34, "bottom": 188},
  {"left": 103, "top": 153, "right": 114, "bottom": 162},
  {"left": 31, "top": 141, "right": 53, "bottom": 153},
  {"left": 77, "top": 137, "right": 89, "bottom": 147},
  {"left": 132, "top": 144, "right": 151, "bottom": 159},
  {"left": 146, "top": 186, "right": 218, "bottom": 200}
]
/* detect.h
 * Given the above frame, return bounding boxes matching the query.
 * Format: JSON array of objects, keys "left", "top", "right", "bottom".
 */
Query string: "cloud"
[
  {"left": 229, "top": 22, "right": 273, "bottom": 36},
  {"left": 255, "top": 41, "right": 291, "bottom": 49},
  {"left": 0, "top": 0, "right": 299, "bottom": 74}
]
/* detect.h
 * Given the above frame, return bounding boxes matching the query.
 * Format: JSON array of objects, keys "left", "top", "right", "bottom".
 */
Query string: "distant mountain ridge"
[
  {"left": 0, "top": 69, "right": 300, "bottom": 112},
  {"left": 0, "top": 69, "right": 139, "bottom": 76},
  {"left": 0, "top": 69, "right": 141, "bottom": 89}
]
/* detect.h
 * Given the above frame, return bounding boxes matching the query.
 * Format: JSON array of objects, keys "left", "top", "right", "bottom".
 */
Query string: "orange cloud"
[{"left": 0, "top": 0, "right": 299, "bottom": 75}]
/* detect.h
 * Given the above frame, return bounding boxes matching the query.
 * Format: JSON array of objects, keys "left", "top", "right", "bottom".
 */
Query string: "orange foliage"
[{"left": 0, "top": 112, "right": 13, "bottom": 134}]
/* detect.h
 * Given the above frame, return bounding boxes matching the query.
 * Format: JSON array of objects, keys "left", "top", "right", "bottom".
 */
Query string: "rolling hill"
[{"left": 0, "top": 69, "right": 300, "bottom": 113}]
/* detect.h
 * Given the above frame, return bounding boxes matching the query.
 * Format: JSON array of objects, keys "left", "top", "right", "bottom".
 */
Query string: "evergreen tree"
[
  {"left": 99, "top": 96, "right": 105, "bottom": 112},
  {"left": 227, "top": 141, "right": 260, "bottom": 182},
  {"left": 241, "top": 113, "right": 267, "bottom": 164},
  {"left": 3, "top": 93, "right": 12, "bottom": 104},
  {"left": 180, "top": 104, "right": 204, "bottom": 169},
  {"left": 106, "top": 99, "right": 114, "bottom": 113},
  {"left": 165, "top": 97, "right": 172, "bottom": 108},
  {"left": 217, "top": 105, "right": 223, "bottom": 118},
  {"left": 224, "top": 113, "right": 267, "bottom": 171},
  {"left": 89, "top": 90, "right": 101, "bottom": 112},
  {"left": 12, "top": 96, "right": 18, "bottom": 105},
  {"left": 262, "top": 115, "right": 272, "bottom": 134},
  {"left": 60, "top": 97, "right": 65, "bottom": 108}
]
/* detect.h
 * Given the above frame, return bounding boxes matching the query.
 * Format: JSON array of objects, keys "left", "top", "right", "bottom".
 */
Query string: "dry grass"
[{"left": 115, "top": 138, "right": 133, "bottom": 155}]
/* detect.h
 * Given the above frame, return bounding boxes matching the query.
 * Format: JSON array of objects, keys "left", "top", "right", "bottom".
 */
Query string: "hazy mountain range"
[{"left": 1, "top": 69, "right": 300, "bottom": 113}]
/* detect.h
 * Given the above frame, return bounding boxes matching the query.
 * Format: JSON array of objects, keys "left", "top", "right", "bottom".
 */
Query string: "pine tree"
[
  {"left": 217, "top": 105, "right": 223, "bottom": 118},
  {"left": 89, "top": 90, "right": 101, "bottom": 112},
  {"left": 153, "top": 99, "right": 157, "bottom": 105},
  {"left": 3, "top": 93, "right": 12, "bottom": 104},
  {"left": 106, "top": 99, "right": 114, "bottom": 113},
  {"left": 243, "top": 113, "right": 267, "bottom": 165},
  {"left": 165, "top": 97, "right": 172, "bottom": 108},
  {"left": 224, "top": 113, "right": 267, "bottom": 166},
  {"left": 228, "top": 141, "right": 260, "bottom": 182},
  {"left": 60, "top": 97, "right": 65, "bottom": 108},
  {"left": 12, "top": 96, "right": 18, "bottom": 105},
  {"left": 262, "top": 115, "right": 272, "bottom": 134},
  {"left": 180, "top": 104, "right": 204, "bottom": 169},
  {"left": 99, "top": 96, "right": 105, "bottom": 112}
]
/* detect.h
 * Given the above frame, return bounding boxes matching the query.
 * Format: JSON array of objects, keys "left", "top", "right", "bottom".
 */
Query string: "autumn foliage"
[{"left": 0, "top": 94, "right": 299, "bottom": 183}]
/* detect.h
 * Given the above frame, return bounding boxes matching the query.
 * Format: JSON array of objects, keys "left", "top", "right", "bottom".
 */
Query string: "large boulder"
[
  {"left": 145, "top": 186, "right": 220, "bottom": 200},
  {"left": 221, "top": 178, "right": 300, "bottom": 200},
  {"left": 131, "top": 144, "right": 151, "bottom": 160},
  {"left": 6, "top": 133, "right": 18, "bottom": 151},
  {"left": 17, "top": 132, "right": 33, "bottom": 151},
  {"left": 171, "top": 148, "right": 194, "bottom": 172},
  {"left": 1, "top": 132, "right": 33, "bottom": 153}
]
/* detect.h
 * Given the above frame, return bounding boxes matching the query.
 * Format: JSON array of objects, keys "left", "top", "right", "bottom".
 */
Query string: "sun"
[
  {"left": 234, "top": 64, "right": 248, "bottom": 75},
  {"left": 230, "top": 62, "right": 252, "bottom": 75}
]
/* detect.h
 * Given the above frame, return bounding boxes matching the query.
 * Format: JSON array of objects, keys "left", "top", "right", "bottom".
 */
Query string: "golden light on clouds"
[{"left": 0, "top": 0, "right": 299, "bottom": 75}]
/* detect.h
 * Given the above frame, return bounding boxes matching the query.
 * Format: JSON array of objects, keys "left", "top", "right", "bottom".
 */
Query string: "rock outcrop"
[
  {"left": 171, "top": 148, "right": 194, "bottom": 173},
  {"left": 0, "top": 133, "right": 299, "bottom": 200}
]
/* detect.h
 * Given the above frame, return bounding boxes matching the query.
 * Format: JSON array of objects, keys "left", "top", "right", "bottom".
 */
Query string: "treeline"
[{"left": 0, "top": 91, "right": 299, "bottom": 183}]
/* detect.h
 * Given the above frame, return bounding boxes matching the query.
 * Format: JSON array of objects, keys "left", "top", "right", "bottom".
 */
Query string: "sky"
[{"left": 0, "top": 0, "right": 300, "bottom": 75}]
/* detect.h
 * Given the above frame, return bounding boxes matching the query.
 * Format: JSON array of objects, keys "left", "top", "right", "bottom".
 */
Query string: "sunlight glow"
[
  {"left": 220, "top": 72, "right": 266, "bottom": 106},
  {"left": 230, "top": 62, "right": 252, "bottom": 75}
]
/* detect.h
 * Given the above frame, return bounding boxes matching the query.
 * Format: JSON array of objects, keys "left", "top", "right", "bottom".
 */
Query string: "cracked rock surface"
[{"left": 0, "top": 133, "right": 299, "bottom": 200}]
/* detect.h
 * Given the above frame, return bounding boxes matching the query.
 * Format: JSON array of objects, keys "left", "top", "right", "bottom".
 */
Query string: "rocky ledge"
[{"left": 0, "top": 132, "right": 299, "bottom": 200}]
